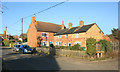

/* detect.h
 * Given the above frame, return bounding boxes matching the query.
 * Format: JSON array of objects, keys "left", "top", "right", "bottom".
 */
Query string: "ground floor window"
[
  {"left": 55, "top": 42, "right": 58, "bottom": 46},
  {"left": 50, "top": 41, "right": 53, "bottom": 44},
  {"left": 42, "top": 41, "right": 48, "bottom": 46},
  {"left": 58, "top": 42, "right": 62, "bottom": 46},
  {"left": 64, "top": 43, "right": 66, "bottom": 46},
  {"left": 74, "top": 42, "right": 81, "bottom": 45}
]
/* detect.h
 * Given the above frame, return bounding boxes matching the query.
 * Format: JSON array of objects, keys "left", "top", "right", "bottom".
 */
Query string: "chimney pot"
[
  {"left": 61, "top": 21, "right": 65, "bottom": 29},
  {"left": 80, "top": 20, "right": 84, "bottom": 27},
  {"left": 69, "top": 23, "right": 72, "bottom": 29},
  {"left": 31, "top": 17, "right": 35, "bottom": 23}
]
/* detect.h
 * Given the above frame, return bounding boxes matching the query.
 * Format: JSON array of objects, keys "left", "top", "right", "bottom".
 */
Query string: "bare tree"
[{"left": 37, "top": 36, "right": 43, "bottom": 47}]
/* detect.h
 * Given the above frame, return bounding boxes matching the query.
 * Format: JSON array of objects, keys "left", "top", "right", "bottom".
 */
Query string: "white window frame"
[
  {"left": 42, "top": 41, "right": 48, "bottom": 46},
  {"left": 58, "top": 41, "right": 62, "bottom": 46},
  {"left": 42, "top": 33, "right": 48, "bottom": 37},
  {"left": 65, "top": 34, "right": 68, "bottom": 38},
  {"left": 50, "top": 41, "right": 53, "bottom": 44},
  {"left": 55, "top": 42, "right": 58, "bottom": 46},
  {"left": 74, "top": 42, "right": 81, "bottom": 45},
  {"left": 76, "top": 33, "right": 79, "bottom": 38},
  {"left": 59, "top": 35, "right": 61, "bottom": 38},
  {"left": 64, "top": 43, "right": 66, "bottom": 46}
]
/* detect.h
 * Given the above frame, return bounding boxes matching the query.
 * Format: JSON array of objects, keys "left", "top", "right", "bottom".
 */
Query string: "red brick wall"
[
  {"left": 27, "top": 22, "right": 37, "bottom": 47},
  {"left": 54, "top": 24, "right": 103, "bottom": 47},
  {"left": 54, "top": 34, "right": 86, "bottom": 47},
  {"left": 37, "top": 32, "right": 55, "bottom": 46}
]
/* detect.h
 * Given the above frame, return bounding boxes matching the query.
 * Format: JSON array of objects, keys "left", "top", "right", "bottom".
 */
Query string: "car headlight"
[{"left": 24, "top": 49, "right": 28, "bottom": 52}]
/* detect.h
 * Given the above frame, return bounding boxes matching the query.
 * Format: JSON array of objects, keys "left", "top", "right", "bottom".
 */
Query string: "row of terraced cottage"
[{"left": 27, "top": 17, "right": 103, "bottom": 48}]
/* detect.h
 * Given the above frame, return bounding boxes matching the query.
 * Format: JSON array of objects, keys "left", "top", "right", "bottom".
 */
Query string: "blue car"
[{"left": 19, "top": 45, "right": 33, "bottom": 54}]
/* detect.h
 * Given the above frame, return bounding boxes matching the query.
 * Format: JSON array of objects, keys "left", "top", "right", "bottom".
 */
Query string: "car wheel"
[{"left": 19, "top": 49, "right": 23, "bottom": 54}]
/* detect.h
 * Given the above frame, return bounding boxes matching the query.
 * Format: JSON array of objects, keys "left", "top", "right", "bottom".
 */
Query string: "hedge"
[{"left": 3, "top": 40, "right": 10, "bottom": 46}]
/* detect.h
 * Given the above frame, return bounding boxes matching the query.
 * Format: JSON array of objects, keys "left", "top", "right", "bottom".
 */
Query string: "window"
[
  {"left": 76, "top": 33, "right": 79, "bottom": 38},
  {"left": 59, "top": 35, "right": 61, "bottom": 38},
  {"left": 64, "top": 43, "right": 66, "bottom": 46},
  {"left": 74, "top": 42, "right": 81, "bottom": 45},
  {"left": 58, "top": 42, "right": 62, "bottom": 46},
  {"left": 65, "top": 34, "right": 68, "bottom": 38},
  {"left": 42, "top": 33, "right": 48, "bottom": 37},
  {"left": 50, "top": 41, "right": 53, "bottom": 44},
  {"left": 55, "top": 42, "right": 58, "bottom": 46},
  {"left": 42, "top": 41, "right": 48, "bottom": 46}
]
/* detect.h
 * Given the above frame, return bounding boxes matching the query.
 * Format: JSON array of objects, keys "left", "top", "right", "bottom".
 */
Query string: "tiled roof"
[
  {"left": 74, "top": 24, "right": 94, "bottom": 33},
  {"left": 36, "top": 21, "right": 61, "bottom": 33},
  {"left": 54, "top": 23, "right": 95, "bottom": 36}
]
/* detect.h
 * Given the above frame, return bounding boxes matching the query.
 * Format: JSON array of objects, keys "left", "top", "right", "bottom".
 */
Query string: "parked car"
[
  {"left": 13, "top": 45, "right": 21, "bottom": 52},
  {"left": 19, "top": 45, "right": 33, "bottom": 54}
]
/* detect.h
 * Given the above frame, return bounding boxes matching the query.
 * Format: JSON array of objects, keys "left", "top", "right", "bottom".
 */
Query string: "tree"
[
  {"left": 98, "top": 40, "right": 111, "bottom": 53},
  {"left": 111, "top": 28, "right": 120, "bottom": 38},
  {"left": 37, "top": 36, "right": 43, "bottom": 47},
  {"left": 86, "top": 38, "right": 96, "bottom": 57}
]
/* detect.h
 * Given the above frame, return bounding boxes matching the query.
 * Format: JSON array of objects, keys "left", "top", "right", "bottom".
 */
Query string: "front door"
[{"left": 68, "top": 43, "right": 71, "bottom": 46}]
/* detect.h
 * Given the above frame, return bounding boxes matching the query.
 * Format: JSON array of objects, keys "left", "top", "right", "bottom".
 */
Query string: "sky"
[{"left": 1, "top": 2, "right": 118, "bottom": 36}]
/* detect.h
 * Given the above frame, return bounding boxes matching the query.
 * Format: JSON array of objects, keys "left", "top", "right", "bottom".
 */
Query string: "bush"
[
  {"left": 11, "top": 42, "right": 16, "bottom": 48},
  {"left": 50, "top": 44, "right": 54, "bottom": 48},
  {"left": 17, "top": 40, "right": 21, "bottom": 42},
  {"left": 81, "top": 47, "right": 86, "bottom": 51},
  {"left": 3, "top": 40, "right": 10, "bottom": 46},
  {"left": 86, "top": 38, "right": 96, "bottom": 57},
  {"left": 98, "top": 40, "right": 112, "bottom": 53},
  {"left": 70, "top": 44, "right": 80, "bottom": 50}
]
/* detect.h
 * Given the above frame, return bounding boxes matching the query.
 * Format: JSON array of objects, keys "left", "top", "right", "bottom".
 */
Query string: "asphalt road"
[{"left": 2, "top": 47, "right": 118, "bottom": 71}]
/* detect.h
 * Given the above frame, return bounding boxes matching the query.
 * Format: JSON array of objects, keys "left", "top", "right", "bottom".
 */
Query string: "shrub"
[
  {"left": 81, "top": 47, "right": 86, "bottom": 51},
  {"left": 86, "top": 38, "right": 96, "bottom": 57},
  {"left": 98, "top": 39, "right": 112, "bottom": 53},
  {"left": 3, "top": 40, "right": 10, "bottom": 46},
  {"left": 60, "top": 46, "right": 66, "bottom": 49},
  {"left": 50, "top": 44, "right": 54, "bottom": 48},
  {"left": 17, "top": 40, "right": 21, "bottom": 42},
  {"left": 70, "top": 44, "right": 80, "bottom": 50},
  {"left": 10, "top": 42, "right": 16, "bottom": 48}
]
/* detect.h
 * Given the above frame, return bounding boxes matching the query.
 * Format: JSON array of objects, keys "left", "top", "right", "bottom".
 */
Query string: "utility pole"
[
  {"left": 5, "top": 26, "right": 7, "bottom": 39},
  {"left": 21, "top": 18, "right": 23, "bottom": 42}
]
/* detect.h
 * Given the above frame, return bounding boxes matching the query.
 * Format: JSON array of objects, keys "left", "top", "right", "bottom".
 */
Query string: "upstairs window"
[
  {"left": 76, "top": 33, "right": 79, "bottom": 38},
  {"left": 42, "top": 33, "right": 48, "bottom": 37},
  {"left": 65, "top": 34, "right": 68, "bottom": 38},
  {"left": 59, "top": 35, "right": 61, "bottom": 38}
]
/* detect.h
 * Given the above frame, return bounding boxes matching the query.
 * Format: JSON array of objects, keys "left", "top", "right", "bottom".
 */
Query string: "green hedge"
[
  {"left": 86, "top": 38, "right": 96, "bottom": 56},
  {"left": 3, "top": 40, "right": 10, "bottom": 46},
  {"left": 98, "top": 40, "right": 112, "bottom": 53},
  {"left": 10, "top": 42, "right": 16, "bottom": 48}
]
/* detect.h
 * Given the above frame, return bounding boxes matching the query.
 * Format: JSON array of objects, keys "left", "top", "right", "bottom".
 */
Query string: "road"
[{"left": 2, "top": 47, "right": 118, "bottom": 71}]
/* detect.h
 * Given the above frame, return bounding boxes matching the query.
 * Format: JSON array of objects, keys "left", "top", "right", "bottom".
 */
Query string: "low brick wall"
[{"left": 36, "top": 47, "right": 86, "bottom": 58}]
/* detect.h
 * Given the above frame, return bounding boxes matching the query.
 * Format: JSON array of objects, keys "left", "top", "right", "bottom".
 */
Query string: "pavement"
[{"left": 2, "top": 47, "right": 119, "bottom": 71}]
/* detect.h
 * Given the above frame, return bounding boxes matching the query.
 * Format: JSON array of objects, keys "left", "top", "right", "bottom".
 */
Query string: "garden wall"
[{"left": 36, "top": 47, "right": 86, "bottom": 58}]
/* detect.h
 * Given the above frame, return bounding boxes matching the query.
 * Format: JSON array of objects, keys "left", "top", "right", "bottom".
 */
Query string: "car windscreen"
[
  {"left": 17, "top": 45, "right": 20, "bottom": 47},
  {"left": 23, "top": 45, "right": 29, "bottom": 48}
]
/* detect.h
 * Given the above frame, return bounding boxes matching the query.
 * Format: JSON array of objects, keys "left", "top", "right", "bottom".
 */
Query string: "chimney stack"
[
  {"left": 69, "top": 22, "right": 72, "bottom": 29},
  {"left": 80, "top": 20, "right": 84, "bottom": 27},
  {"left": 61, "top": 21, "right": 65, "bottom": 29},
  {"left": 31, "top": 17, "right": 35, "bottom": 23}
]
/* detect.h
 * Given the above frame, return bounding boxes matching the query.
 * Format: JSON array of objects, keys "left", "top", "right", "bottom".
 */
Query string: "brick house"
[
  {"left": 27, "top": 17, "right": 62, "bottom": 47},
  {"left": 27, "top": 17, "right": 104, "bottom": 47}
]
